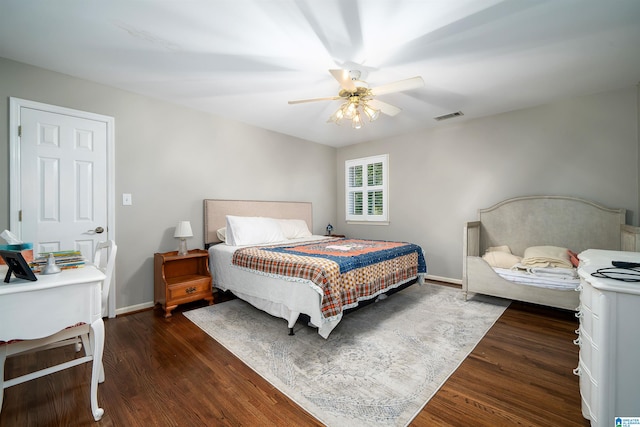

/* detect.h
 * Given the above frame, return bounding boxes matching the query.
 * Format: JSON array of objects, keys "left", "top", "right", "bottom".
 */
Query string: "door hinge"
[
  {"left": 19, "top": 210, "right": 22, "bottom": 222},
  {"left": 18, "top": 125, "right": 22, "bottom": 137}
]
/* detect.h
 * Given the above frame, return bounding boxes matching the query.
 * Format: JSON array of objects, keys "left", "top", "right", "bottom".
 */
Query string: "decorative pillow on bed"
[
  {"left": 482, "top": 246, "right": 522, "bottom": 268},
  {"left": 225, "top": 215, "right": 286, "bottom": 246},
  {"left": 521, "top": 246, "right": 573, "bottom": 269},
  {"left": 277, "top": 219, "right": 312, "bottom": 239},
  {"left": 216, "top": 227, "right": 226, "bottom": 242}
]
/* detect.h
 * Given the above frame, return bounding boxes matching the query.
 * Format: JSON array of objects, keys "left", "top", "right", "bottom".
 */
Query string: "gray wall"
[
  {"left": 0, "top": 57, "right": 337, "bottom": 312},
  {"left": 2, "top": 56, "right": 639, "bottom": 308},
  {"left": 337, "top": 86, "right": 640, "bottom": 282}
]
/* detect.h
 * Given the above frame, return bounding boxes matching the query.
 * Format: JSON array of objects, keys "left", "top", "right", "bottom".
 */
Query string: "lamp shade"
[{"left": 174, "top": 221, "right": 193, "bottom": 238}]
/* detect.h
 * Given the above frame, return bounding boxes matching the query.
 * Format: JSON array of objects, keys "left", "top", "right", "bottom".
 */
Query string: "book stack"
[{"left": 30, "top": 250, "right": 86, "bottom": 273}]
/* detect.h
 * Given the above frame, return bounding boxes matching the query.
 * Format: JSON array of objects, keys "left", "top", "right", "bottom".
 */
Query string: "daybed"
[
  {"left": 463, "top": 195, "right": 640, "bottom": 310},
  {"left": 204, "top": 199, "right": 427, "bottom": 338}
]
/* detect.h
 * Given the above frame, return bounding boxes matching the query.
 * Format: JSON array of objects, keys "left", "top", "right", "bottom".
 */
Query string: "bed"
[
  {"left": 204, "top": 199, "right": 427, "bottom": 338},
  {"left": 463, "top": 195, "right": 640, "bottom": 310}
]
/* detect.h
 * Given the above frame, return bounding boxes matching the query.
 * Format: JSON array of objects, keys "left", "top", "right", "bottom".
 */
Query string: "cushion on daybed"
[
  {"left": 520, "top": 246, "right": 573, "bottom": 269},
  {"left": 482, "top": 246, "right": 522, "bottom": 269}
]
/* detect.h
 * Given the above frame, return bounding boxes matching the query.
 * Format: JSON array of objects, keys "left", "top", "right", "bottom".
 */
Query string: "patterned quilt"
[{"left": 232, "top": 238, "right": 427, "bottom": 320}]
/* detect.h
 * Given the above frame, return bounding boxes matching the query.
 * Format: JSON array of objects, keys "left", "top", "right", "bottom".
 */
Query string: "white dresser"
[{"left": 575, "top": 249, "right": 640, "bottom": 426}]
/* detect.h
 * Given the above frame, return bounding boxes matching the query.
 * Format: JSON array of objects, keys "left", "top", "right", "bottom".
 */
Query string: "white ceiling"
[{"left": 1, "top": 1, "right": 639, "bottom": 147}]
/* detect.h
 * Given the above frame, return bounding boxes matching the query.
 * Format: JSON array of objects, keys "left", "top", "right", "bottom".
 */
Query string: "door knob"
[{"left": 88, "top": 226, "right": 105, "bottom": 234}]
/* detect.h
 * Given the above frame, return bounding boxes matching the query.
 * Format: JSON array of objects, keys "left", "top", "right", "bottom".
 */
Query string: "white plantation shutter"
[{"left": 345, "top": 154, "right": 388, "bottom": 222}]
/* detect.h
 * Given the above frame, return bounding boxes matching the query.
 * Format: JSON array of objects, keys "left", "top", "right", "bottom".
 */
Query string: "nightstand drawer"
[{"left": 167, "top": 276, "right": 210, "bottom": 300}]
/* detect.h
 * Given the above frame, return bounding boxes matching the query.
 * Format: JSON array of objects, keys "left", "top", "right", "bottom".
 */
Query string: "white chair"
[
  {"left": 0, "top": 240, "right": 117, "bottom": 413},
  {"left": 93, "top": 240, "right": 117, "bottom": 319},
  {"left": 76, "top": 240, "right": 117, "bottom": 371}
]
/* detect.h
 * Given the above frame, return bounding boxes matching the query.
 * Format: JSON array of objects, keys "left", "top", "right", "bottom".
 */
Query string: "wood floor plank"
[{"left": 1, "top": 288, "right": 590, "bottom": 426}]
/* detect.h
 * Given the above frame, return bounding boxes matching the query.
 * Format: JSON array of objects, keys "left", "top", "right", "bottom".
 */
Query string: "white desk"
[{"left": 0, "top": 265, "right": 106, "bottom": 421}]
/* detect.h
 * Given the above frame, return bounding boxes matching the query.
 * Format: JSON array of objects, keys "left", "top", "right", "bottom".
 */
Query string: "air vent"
[{"left": 434, "top": 111, "right": 464, "bottom": 121}]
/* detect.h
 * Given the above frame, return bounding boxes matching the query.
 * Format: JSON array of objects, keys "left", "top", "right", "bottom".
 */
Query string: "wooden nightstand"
[{"left": 154, "top": 249, "right": 213, "bottom": 318}]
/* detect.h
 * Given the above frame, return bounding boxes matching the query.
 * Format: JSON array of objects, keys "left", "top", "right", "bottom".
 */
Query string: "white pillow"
[
  {"left": 225, "top": 215, "right": 285, "bottom": 246},
  {"left": 483, "top": 251, "right": 522, "bottom": 269},
  {"left": 216, "top": 227, "right": 226, "bottom": 242},
  {"left": 278, "top": 219, "right": 312, "bottom": 239}
]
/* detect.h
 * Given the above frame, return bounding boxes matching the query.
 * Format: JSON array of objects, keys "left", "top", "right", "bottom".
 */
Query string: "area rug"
[{"left": 184, "top": 284, "right": 509, "bottom": 427}]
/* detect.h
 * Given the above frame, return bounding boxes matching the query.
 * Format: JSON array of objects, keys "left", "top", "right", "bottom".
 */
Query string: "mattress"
[{"left": 210, "top": 236, "right": 341, "bottom": 337}]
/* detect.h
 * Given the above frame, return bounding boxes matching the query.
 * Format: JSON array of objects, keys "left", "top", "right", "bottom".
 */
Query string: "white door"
[
  {"left": 9, "top": 98, "right": 116, "bottom": 317},
  {"left": 21, "top": 108, "right": 107, "bottom": 257}
]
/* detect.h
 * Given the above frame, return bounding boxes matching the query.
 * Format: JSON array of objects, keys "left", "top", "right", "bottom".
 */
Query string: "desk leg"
[
  {"left": 0, "top": 345, "right": 6, "bottom": 414},
  {"left": 90, "top": 319, "right": 105, "bottom": 421}
]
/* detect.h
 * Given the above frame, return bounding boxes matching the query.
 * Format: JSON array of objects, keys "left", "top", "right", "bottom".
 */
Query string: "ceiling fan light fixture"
[
  {"left": 362, "top": 102, "right": 380, "bottom": 122},
  {"left": 328, "top": 107, "right": 345, "bottom": 124},
  {"left": 352, "top": 111, "right": 363, "bottom": 129},
  {"left": 343, "top": 98, "right": 358, "bottom": 119}
]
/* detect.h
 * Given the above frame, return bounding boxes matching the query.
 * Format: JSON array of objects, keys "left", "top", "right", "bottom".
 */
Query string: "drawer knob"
[{"left": 186, "top": 286, "right": 196, "bottom": 294}]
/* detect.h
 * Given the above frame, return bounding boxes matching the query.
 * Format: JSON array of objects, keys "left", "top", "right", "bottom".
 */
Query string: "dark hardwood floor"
[{"left": 1, "top": 285, "right": 590, "bottom": 427}]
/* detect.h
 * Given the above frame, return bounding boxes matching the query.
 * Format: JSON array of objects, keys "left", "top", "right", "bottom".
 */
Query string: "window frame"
[{"left": 345, "top": 154, "right": 389, "bottom": 223}]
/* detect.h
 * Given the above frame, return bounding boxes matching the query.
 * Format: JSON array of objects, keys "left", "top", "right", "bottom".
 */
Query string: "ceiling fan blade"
[
  {"left": 370, "top": 76, "right": 424, "bottom": 96},
  {"left": 329, "top": 69, "right": 357, "bottom": 92},
  {"left": 367, "top": 99, "right": 402, "bottom": 116},
  {"left": 288, "top": 96, "right": 342, "bottom": 105}
]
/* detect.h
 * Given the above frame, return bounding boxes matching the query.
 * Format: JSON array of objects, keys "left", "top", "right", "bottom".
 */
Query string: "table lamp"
[{"left": 174, "top": 221, "right": 193, "bottom": 256}]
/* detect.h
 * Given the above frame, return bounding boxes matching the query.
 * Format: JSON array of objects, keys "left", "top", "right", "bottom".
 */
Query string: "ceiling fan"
[{"left": 288, "top": 69, "right": 424, "bottom": 129}]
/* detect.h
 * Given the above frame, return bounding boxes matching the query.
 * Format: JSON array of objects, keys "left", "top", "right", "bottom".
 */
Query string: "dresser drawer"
[
  {"left": 578, "top": 361, "right": 597, "bottom": 422},
  {"left": 579, "top": 305, "right": 593, "bottom": 338},
  {"left": 580, "top": 280, "right": 593, "bottom": 309},
  {"left": 578, "top": 338, "right": 600, "bottom": 382}
]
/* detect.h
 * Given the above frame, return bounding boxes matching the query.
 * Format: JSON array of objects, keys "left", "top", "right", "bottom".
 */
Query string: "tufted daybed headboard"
[{"left": 477, "top": 195, "right": 626, "bottom": 257}]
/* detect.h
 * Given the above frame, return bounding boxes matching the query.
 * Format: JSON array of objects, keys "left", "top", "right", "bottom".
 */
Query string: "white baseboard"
[{"left": 115, "top": 301, "right": 155, "bottom": 317}]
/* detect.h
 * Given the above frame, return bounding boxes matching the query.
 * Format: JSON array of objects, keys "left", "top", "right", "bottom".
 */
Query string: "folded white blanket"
[
  {"left": 527, "top": 266, "right": 577, "bottom": 279},
  {"left": 520, "top": 245, "right": 573, "bottom": 269},
  {"left": 494, "top": 267, "right": 580, "bottom": 290}
]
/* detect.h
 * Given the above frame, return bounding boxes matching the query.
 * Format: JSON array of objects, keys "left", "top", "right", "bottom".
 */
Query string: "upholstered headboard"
[
  {"left": 478, "top": 195, "right": 626, "bottom": 256},
  {"left": 203, "top": 199, "right": 313, "bottom": 246}
]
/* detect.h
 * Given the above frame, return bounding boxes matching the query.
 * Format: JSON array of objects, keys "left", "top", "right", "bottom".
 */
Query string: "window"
[{"left": 345, "top": 154, "right": 388, "bottom": 222}]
